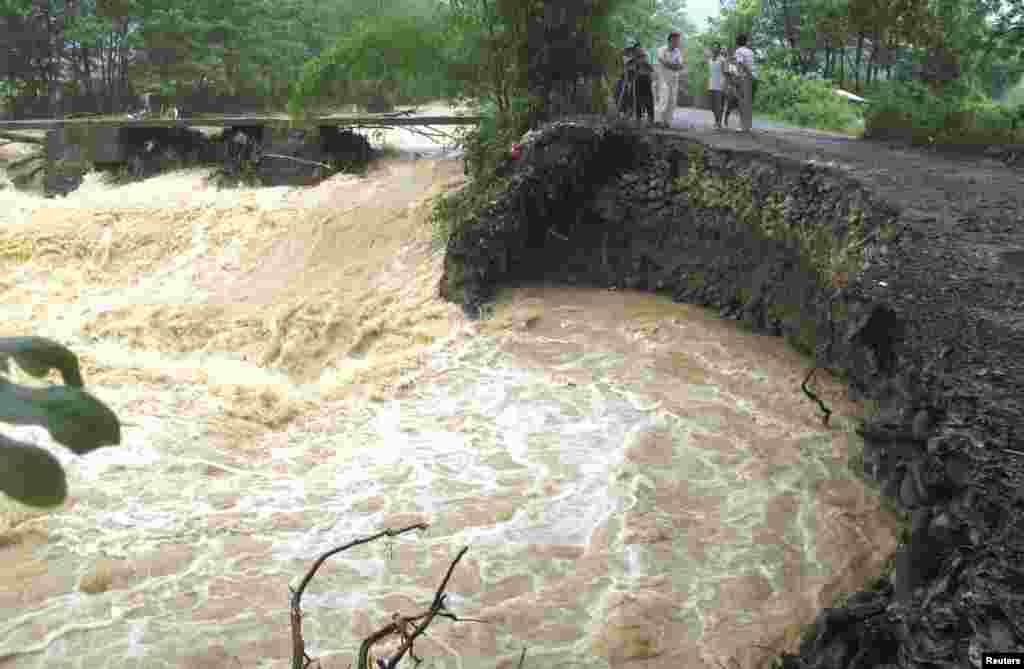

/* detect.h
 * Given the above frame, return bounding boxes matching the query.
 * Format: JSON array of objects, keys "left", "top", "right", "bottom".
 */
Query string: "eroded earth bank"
[
  {"left": 441, "top": 120, "right": 1024, "bottom": 668},
  {"left": 0, "top": 129, "right": 904, "bottom": 669}
]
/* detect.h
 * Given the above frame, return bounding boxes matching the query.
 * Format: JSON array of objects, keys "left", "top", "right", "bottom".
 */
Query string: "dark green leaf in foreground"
[
  {"left": 0, "top": 336, "right": 85, "bottom": 387},
  {"left": 0, "top": 433, "right": 68, "bottom": 508},
  {"left": 0, "top": 379, "right": 121, "bottom": 454}
]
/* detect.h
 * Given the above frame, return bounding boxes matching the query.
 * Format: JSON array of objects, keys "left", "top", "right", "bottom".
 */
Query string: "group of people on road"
[
  {"left": 617, "top": 30, "right": 685, "bottom": 128},
  {"left": 616, "top": 31, "right": 757, "bottom": 133}
]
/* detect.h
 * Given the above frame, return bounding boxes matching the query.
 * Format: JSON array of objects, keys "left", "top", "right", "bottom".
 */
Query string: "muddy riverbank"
[{"left": 440, "top": 119, "right": 1024, "bottom": 668}]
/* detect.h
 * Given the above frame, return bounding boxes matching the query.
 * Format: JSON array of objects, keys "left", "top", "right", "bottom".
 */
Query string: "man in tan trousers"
[{"left": 654, "top": 30, "right": 686, "bottom": 128}]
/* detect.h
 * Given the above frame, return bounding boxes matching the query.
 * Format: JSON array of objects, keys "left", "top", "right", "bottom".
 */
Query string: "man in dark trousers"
[{"left": 625, "top": 44, "right": 656, "bottom": 124}]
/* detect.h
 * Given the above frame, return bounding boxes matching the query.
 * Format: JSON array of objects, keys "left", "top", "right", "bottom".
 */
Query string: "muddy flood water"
[{"left": 0, "top": 127, "right": 900, "bottom": 669}]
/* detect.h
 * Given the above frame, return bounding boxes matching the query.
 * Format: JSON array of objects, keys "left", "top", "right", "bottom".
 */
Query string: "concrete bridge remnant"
[{"left": 0, "top": 113, "right": 481, "bottom": 196}]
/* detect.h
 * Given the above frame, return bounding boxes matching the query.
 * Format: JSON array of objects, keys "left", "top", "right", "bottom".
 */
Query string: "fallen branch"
[
  {"left": 288, "top": 524, "right": 486, "bottom": 669},
  {"left": 376, "top": 109, "right": 418, "bottom": 118},
  {"left": 336, "top": 122, "right": 459, "bottom": 145},
  {"left": 360, "top": 545, "right": 489, "bottom": 669},
  {"left": 261, "top": 153, "right": 333, "bottom": 169},
  {"left": 802, "top": 367, "right": 832, "bottom": 426},
  {"left": 289, "top": 523, "right": 427, "bottom": 669}
]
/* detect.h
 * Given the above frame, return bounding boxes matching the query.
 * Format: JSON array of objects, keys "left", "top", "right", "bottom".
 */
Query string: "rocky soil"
[{"left": 439, "top": 119, "right": 1024, "bottom": 668}]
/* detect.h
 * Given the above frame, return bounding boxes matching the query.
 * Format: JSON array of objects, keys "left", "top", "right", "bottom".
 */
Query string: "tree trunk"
[
  {"left": 81, "top": 46, "right": 99, "bottom": 113},
  {"left": 116, "top": 18, "right": 130, "bottom": 113},
  {"left": 527, "top": 0, "right": 607, "bottom": 127},
  {"left": 854, "top": 33, "right": 864, "bottom": 91},
  {"left": 840, "top": 47, "right": 846, "bottom": 89},
  {"left": 47, "top": 4, "right": 65, "bottom": 119}
]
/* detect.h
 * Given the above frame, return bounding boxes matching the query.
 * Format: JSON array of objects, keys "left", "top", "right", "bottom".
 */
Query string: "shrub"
[
  {"left": 1005, "top": 77, "right": 1024, "bottom": 109},
  {"left": 458, "top": 96, "right": 531, "bottom": 179},
  {"left": 0, "top": 337, "right": 120, "bottom": 508},
  {"left": 430, "top": 96, "right": 530, "bottom": 248},
  {"left": 863, "top": 79, "right": 1024, "bottom": 148},
  {"left": 755, "top": 67, "right": 863, "bottom": 133}
]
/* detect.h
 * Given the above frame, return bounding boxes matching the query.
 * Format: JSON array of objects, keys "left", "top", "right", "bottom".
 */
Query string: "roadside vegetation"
[{"left": 691, "top": 0, "right": 1024, "bottom": 146}]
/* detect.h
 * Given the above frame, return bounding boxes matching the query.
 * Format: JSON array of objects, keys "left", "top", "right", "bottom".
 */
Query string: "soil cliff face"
[{"left": 440, "top": 120, "right": 1024, "bottom": 668}]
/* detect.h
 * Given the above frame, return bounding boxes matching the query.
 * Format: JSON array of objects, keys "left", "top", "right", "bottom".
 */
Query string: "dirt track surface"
[
  {"left": 666, "top": 105, "right": 1017, "bottom": 211},
  {"left": 668, "top": 105, "right": 858, "bottom": 137}
]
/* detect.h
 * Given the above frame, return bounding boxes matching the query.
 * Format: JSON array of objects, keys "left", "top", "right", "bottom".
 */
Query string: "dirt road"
[{"left": 667, "top": 105, "right": 856, "bottom": 137}]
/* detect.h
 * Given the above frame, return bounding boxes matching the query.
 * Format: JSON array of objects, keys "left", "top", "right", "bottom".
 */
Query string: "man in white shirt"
[
  {"left": 733, "top": 33, "right": 757, "bottom": 132},
  {"left": 655, "top": 30, "right": 686, "bottom": 128}
]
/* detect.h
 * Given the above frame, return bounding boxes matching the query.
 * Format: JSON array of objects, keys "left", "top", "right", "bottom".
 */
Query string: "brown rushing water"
[{"left": 0, "top": 136, "right": 900, "bottom": 669}]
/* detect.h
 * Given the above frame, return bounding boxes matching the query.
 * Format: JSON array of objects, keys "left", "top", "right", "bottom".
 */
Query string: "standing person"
[
  {"left": 733, "top": 33, "right": 758, "bottom": 133},
  {"left": 705, "top": 43, "right": 726, "bottom": 129},
  {"left": 655, "top": 30, "right": 686, "bottom": 128},
  {"left": 617, "top": 42, "right": 642, "bottom": 118},
  {"left": 630, "top": 50, "right": 656, "bottom": 124},
  {"left": 615, "top": 43, "right": 634, "bottom": 118},
  {"left": 721, "top": 55, "right": 741, "bottom": 128}
]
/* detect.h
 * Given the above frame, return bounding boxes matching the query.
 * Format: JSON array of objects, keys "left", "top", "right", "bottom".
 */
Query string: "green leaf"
[
  {"left": 0, "top": 380, "right": 120, "bottom": 455},
  {"left": 0, "top": 433, "right": 67, "bottom": 508},
  {"left": 0, "top": 336, "right": 84, "bottom": 387}
]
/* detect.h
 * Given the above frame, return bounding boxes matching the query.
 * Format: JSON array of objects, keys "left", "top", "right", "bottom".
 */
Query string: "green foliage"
[
  {"left": 460, "top": 96, "right": 531, "bottom": 178},
  {"left": 428, "top": 0, "right": 693, "bottom": 248},
  {"left": 0, "top": 0, "right": 30, "bottom": 16},
  {"left": 429, "top": 171, "right": 512, "bottom": 250},
  {"left": 1003, "top": 74, "right": 1024, "bottom": 108},
  {"left": 605, "top": 0, "right": 697, "bottom": 51},
  {"left": 864, "top": 78, "right": 1024, "bottom": 146},
  {"left": 0, "top": 337, "right": 120, "bottom": 508},
  {"left": 429, "top": 95, "right": 529, "bottom": 248},
  {"left": 684, "top": 34, "right": 714, "bottom": 102},
  {"left": 0, "top": 78, "right": 23, "bottom": 115},
  {"left": 0, "top": 336, "right": 84, "bottom": 386},
  {"left": 288, "top": 7, "right": 449, "bottom": 116},
  {"left": 701, "top": 0, "right": 1024, "bottom": 104},
  {"left": 756, "top": 67, "right": 864, "bottom": 132},
  {"left": 674, "top": 146, "right": 869, "bottom": 289},
  {"left": 702, "top": 0, "right": 759, "bottom": 51}
]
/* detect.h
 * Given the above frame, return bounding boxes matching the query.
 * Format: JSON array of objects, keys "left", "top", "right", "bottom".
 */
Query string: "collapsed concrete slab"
[{"left": 38, "top": 123, "right": 375, "bottom": 196}]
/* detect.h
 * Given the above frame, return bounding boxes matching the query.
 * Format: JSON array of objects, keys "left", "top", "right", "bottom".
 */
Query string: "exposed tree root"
[{"left": 802, "top": 367, "right": 832, "bottom": 426}]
